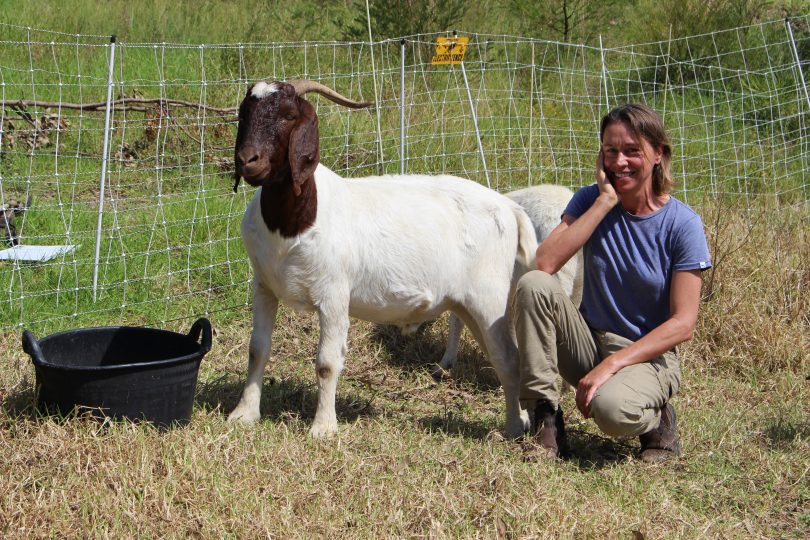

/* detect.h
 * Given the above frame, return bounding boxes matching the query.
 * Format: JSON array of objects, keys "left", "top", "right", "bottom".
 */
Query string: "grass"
[{"left": 1, "top": 304, "right": 807, "bottom": 538}]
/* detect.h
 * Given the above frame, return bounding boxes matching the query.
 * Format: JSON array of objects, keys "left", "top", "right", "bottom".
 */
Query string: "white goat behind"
[
  {"left": 227, "top": 80, "right": 536, "bottom": 438},
  {"left": 435, "top": 184, "right": 583, "bottom": 376}
]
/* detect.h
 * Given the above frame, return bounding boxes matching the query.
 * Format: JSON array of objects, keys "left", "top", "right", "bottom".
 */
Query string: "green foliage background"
[
  {"left": 0, "top": 0, "right": 807, "bottom": 334},
  {"left": 0, "top": 0, "right": 806, "bottom": 44}
]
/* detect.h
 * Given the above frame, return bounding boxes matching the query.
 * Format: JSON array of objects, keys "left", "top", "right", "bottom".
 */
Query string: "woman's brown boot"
[
  {"left": 523, "top": 400, "right": 566, "bottom": 461},
  {"left": 639, "top": 403, "right": 682, "bottom": 462}
]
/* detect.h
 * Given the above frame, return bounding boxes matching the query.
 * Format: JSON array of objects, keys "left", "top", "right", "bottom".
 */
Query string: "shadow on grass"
[
  {"left": 562, "top": 427, "right": 636, "bottom": 469},
  {"left": 763, "top": 418, "right": 810, "bottom": 448},
  {"left": 2, "top": 371, "right": 378, "bottom": 431},
  {"left": 369, "top": 320, "right": 502, "bottom": 391},
  {"left": 195, "top": 371, "right": 379, "bottom": 425},
  {"left": 416, "top": 412, "right": 497, "bottom": 440},
  {"left": 1, "top": 385, "right": 37, "bottom": 420},
  {"left": 1, "top": 385, "right": 178, "bottom": 431},
  {"left": 412, "top": 414, "right": 640, "bottom": 464},
  {"left": 197, "top": 367, "right": 504, "bottom": 440}
]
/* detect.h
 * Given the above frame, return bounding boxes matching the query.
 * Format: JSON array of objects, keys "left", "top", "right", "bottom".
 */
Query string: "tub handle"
[
  {"left": 188, "top": 318, "right": 212, "bottom": 354},
  {"left": 22, "top": 329, "right": 46, "bottom": 366}
]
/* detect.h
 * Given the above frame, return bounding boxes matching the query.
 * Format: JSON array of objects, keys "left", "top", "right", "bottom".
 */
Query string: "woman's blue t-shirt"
[{"left": 563, "top": 184, "right": 712, "bottom": 341}]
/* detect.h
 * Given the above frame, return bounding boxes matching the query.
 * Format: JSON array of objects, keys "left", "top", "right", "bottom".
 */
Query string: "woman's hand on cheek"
[{"left": 596, "top": 149, "right": 618, "bottom": 206}]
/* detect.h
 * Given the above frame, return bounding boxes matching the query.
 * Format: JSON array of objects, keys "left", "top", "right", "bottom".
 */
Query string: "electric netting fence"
[{"left": 0, "top": 17, "right": 808, "bottom": 332}]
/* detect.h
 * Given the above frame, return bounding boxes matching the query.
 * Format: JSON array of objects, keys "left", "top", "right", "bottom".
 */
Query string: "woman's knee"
[
  {"left": 590, "top": 392, "right": 647, "bottom": 438},
  {"left": 515, "top": 271, "right": 559, "bottom": 308}
]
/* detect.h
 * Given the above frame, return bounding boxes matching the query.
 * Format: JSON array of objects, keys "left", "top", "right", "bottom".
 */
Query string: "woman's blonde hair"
[{"left": 600, "top": 103, "right": 674, "bottom": 195}]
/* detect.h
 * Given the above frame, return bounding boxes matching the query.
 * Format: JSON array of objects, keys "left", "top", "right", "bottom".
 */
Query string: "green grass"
[{"left": 0, "top": 164, "right": 251, "bottom": 332}]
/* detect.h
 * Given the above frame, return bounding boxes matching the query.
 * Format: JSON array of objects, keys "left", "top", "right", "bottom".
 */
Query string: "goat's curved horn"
[{"left": 288, "top": 80, "right": 373, "bottom": 109}]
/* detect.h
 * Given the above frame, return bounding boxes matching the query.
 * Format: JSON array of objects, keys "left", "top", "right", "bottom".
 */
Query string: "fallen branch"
[{"left": 0, "top": 97, "right": 237, "bottom": 115}]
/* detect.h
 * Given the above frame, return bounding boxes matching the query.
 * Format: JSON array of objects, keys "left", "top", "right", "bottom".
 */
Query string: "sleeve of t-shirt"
[
  {"left": 563, "top": 184, "right": 600, "bottom": 219},
  {"left": 672, "top": 212, "right": 713, "bottom": 272}
]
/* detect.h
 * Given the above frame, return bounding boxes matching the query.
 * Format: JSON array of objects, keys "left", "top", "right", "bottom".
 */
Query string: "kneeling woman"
[{"left": 516, "top": 103, "right": 711, "bottom": 462}]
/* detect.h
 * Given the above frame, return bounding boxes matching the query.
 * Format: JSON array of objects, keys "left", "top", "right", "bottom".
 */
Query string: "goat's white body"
[
  {"left": 438, "top": 184, "right": 584, "bottom": 374},
  {"left": 505, "top": 184, "right": 583, "bottom": 304},
  {"left": 231, "top": 163, "right": 536, "bottom": 437}
]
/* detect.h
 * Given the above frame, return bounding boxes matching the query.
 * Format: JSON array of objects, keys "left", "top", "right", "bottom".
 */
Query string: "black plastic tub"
[{"left": 22, "top": 318, "right": 212, "bottom": 429}]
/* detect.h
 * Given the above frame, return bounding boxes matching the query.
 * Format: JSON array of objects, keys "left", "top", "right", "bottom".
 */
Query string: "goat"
[
  {"left": 227, "top": 80, "right": 536, "bottom": 438},
  {"left": 1, "top": 194, "right": 31, "bottom": 246},
  {"left": 434, "top": 184, "right": 583, "bottom": 378}
]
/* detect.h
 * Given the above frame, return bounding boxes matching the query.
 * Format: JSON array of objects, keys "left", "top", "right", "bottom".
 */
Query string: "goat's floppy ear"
[
  {"left": 233, "top": 100, "right": 246, "bottom": 193},
  {"left": 289, "top": 99, "right": 320, "bottom": 197},
  {"left": 233, "top": 129, "right": 242, "bottom": 193}
]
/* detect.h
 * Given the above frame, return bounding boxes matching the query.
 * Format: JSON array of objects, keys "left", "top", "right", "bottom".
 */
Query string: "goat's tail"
[{"left": 512, "top": 205, "right": 537, "bottom": 275}]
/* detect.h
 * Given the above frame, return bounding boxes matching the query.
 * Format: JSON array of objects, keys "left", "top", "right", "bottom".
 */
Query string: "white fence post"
[
  {"left": 599, "top": 34, "right": 610, "bottom": 113},
  {"left": 364, "top": 0, "right": 384, "bottom": 172},
  {"left": 92, "top": 35, "right": 116, "bottom": 302},
  {"left": 400, "top": 38, "right": 406, "bottom": 175},
  {"left": 784, "top": 17, "right": 810, "bottom": 200},
  {"left": 528, "top": 41, "right": 535, "bottom": 186},
  {"left": 785, "top": 18, "right": 810, "bottom": 112},
  {"left": 458, "top": 32, "right": 491, "bottom": 189}
]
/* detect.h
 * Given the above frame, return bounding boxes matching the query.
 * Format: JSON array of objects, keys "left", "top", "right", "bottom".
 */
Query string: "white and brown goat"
[{"left": 228, "top": 80, "right": 536, "bottom": 438}]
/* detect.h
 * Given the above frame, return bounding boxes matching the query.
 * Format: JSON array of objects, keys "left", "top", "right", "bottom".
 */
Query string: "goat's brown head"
[{"left": 233, "top": 80, "right": 372, "bottom": 195}]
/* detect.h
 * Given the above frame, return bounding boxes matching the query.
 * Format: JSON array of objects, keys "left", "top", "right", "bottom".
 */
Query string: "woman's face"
[{"left": 601, "top": 121, "right": 662, "bottom": 195}]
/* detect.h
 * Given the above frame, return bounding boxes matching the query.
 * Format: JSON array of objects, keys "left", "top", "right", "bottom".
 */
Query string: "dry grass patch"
[{"left": 696, "top": 198, "right": 807, "bottom": 375}]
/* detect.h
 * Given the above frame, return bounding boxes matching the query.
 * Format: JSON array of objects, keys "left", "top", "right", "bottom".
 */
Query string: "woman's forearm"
[
  {"left": 601, "top": 316, "right": 695, "bottom": 373},
  {"left": 536, "top": 194, "right": 615, "bottom": 273}
]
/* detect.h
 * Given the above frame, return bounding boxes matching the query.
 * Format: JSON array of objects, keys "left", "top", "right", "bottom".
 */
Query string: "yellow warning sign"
[{"left": 431, "top": 36, "right": 469, "bottom": 65}]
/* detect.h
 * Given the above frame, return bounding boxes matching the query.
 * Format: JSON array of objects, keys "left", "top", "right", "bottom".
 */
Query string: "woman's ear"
[
  {"left": 288, "top": 99, "right": 320, "bottom": 196},
  {"left": 653, "top": 145, "right": 663, "bottom": 165}
]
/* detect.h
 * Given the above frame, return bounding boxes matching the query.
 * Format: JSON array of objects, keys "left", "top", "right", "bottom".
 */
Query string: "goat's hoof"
[
  {"left": 504, "top": 417, "right": 530, "bottom": 439},
  {"left": 227, "top": 407, "right": 260, "bottom": 424},
  {"left": 430, "top": 363, "right": 451, "bottom": 381},
  {"left": 504, "top": 427, "right": 525, "bottom": 439},
  {"left": 308, "top": 421, "right": 338, "bottom": 439}
]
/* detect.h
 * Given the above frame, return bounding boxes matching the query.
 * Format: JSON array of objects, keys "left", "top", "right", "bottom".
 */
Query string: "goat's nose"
[{"left": 237, "top": 146, "right": 260, "bottom": 166}]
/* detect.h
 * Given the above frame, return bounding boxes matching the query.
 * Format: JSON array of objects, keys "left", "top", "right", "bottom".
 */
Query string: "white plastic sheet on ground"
[{"left": 0, "top": 245, "right": 78, "bottom": 262}]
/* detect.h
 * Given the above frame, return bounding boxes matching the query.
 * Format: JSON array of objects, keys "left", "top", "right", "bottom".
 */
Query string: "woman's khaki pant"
[{"left": 513, "top": 271, "right": 681, "bottom": 437}]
